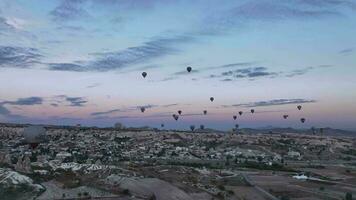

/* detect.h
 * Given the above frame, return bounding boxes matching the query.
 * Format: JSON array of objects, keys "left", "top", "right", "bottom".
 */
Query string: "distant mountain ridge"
[{"left": 0, "top": 122, "right": 355, "bottom": 137}]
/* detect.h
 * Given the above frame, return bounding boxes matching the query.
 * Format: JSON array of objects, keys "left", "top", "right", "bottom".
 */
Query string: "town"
[{"left": 1, "top": 123, "right": 355, "bottom": 200}]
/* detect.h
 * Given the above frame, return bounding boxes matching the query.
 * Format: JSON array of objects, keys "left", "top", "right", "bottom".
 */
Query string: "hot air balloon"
[
  {"left": 233, "top": 115, "right": 237, "bottom": 120},
  {"left": 300, "top": 118, "right": 306, "bottom": 123},
  {"left": 22, "top": 126, "right": 47, "bottom": 149},
  {"left": 235, "top": 124, "right": 239, "bottom": 129},
  {"left": 190, "top": 125, "right": 195, "bottom": 131},
  {"left": 200, "top": 125, "right": 205, "bottom": 130},
  {"left": 187, "top": 66, "right": 192, "bottom": 72},
  {"left": 161, "top": 124, "right": 164, "bottom": 128},
  {"left": 283, "top": 115, "right": 289, "bottom": 119},
  {"left": 140, "top": 107, "right": 146, "bottom": 113},
  {"left": 142, "top": 72, "right": 147, "bottom": 78},
  {"left": 210, "top": 97, "right": 214, "bottom": 102},
  {"left": 251, "top": 109, "right": 255, "bottom": 114},
  {"left": 238, "top": 111, "right": 243, "bottom": 116},
  {"left": 178, "top": 110, "right": 182, "bottom": 115},
  {"left": 297, "top": 105, "right": 302, "bottom": 110},
  {"left": 203, "top": 110, "right": 207, "bottom": 115},
  {"left": 173, "top": 114, "right": 179, "bottom": 121}
]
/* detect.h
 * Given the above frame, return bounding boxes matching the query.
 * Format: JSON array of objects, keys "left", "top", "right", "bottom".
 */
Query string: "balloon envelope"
[
  {"left": 210, "top": 97, "right": 214, "bottom": 102},
  {"left": 190, "top": 125, "right": 195, "bottom": 131},
  {"left": 238, "top": 111, "right": 243, "bottom": 116},
  {"left": 187, "top": 67, "right": 192, "bottom": 72},
  {"left": 233, "top": 115, "right": 237, "bottom": 120},
  {"left": 142, "top": 72, "right": 147, "bottom": 78},
  {"left": 23, "top": 126, "right": 46, "bottom": 144},
  {"left": 173, "top": 114, "right": 179, "bottom": 121}
]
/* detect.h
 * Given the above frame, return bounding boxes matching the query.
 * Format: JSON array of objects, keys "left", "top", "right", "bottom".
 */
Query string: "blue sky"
[{"left": 0, "top": 0, "right": 355, "bottom": 130}]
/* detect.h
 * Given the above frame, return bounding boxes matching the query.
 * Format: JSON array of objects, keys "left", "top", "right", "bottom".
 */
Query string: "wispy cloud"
[
  {"left": 223, "top": 98, "right": 316, "bottom": 108},
  {"left": 0, "top": 46, "right": 41, "bottom": 68},
  {"left": 339, "top": 48, "right": 354, "bottom": 54},
  {"left": 48, "top": 35, "right": 194, "bottom": 72},
  {"left": 50, "top": 0, "right": 90, "bottom": 22},
  {"left": 202, "top": 0, "right": 354, "bottom": 35},
  {"left": 52, "top": 95, "right": 88, "bottom": 107},
  {"left": 0, "top": 104, "right": 10, "bottom": 115},
  {"left": 86, "top": 83, "right": 101, "bottom": 89},
  {"left": 2, "top": 97, "right": 43, "bottom": 106},
  {"left": 65, "top": 97, "right": 88, "bottom": 107},
  {"left": 91, "top": 109, "right": 122, "bottom": 116},
  {"left": 212, "top": 66, "right": 279, "bottom": 80}
]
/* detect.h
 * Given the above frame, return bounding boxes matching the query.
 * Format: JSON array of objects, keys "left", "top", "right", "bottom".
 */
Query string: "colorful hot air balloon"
[
  {"left": 283, "top": 115, "right": 288, "bottom": 119},
  {"left": 297, "top": 105, "right": 302, "bottom": 110},
  {"left": 142, "top": 72, "right": 147, "bottom": 78},
  {"left": 235, "top": 124, "right": 239, "bottom": 129},
  {"left": 233, "top": 115, "right": 237, "bottom": 120},
  {"left": 178, "top": 110, "right": 182, "bottom": 115},
  {"left": 190, "top": 125, "right": 195, "bottom": 131},
  {"left": 251, "top": 109, "right": 255, "bottom": 114},
  {"left": 187, "top": 66, "right": 192, "bottom": 72},
  {"left": 200, "top": 125, "right": 205, "bottom": 130},
  {"left": 161, "top": 124, "right": 164, "bottom": 128},
  {"left": 210, "top": 97, "right": 214, "bottom": 102},
  {"left": 238, "top": 111, "right": 243, "bottom": 116},
  {"left": 203, "top": 110, "right": 207, "bottom": 115}
]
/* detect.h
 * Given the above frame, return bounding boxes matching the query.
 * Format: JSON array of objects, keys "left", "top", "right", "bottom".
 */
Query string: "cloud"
[
  {"left": 285, "top": 67, "right": 313, "bottom": 77},
  {"left": 48, "top": 35, "right": 194, "bottom": 72},
  {"left": 50, "top": 0, "right": 90, "bottom": 22},
  {"left": 0, "top": 46, "right": 41, "bottom": 68},
  {"left": 161, "top": 103, "right": 179, "bottom": 108},
  {"left": 339, "top": 48, "right": 353, "bottom": 54},
  {"left": 174, "top": 69, "right": 199, "bottom": 75},
  {"left": 48, "top": 63, "right": 86, "bottom": 72},
  {"left": 52, "top": 95, "right": 88, "bottom": 107},
  {"left": 86, "top": 83, "right": 101, "bottom": 88},
  {"left": 223, "top": 98, "right": 316, "bottom": 108},
  {"left": 0, "top": 97, "right": 43, "bottom": 119},
  {"left": 0, "top": 104, "right": 10, "bottom": 115},
  {"left": 202, "top": 0, "right": 354, "bottom": 34},
  {"left": 231, "top": 1, "right": 340, "bottom": 21},
  {"left": 91, "top": 103, "right": 178, "bottom": 117},
  {"left": 91, "top": 109, "right": 122, "bottom": 116},
  {"left": 90, "top": 35, "right": 194, "bottom": 71},
  {"left": 65, "top": 97, "right": 88, "bottom": 107},
  {"left": 171, "top": 62, "right": 256, "bottom": 77},
  {"left": 0, "top": 16, "right": 26, "bottom": 31},
  {"left": 2, "top": 97, "right": 43, "bottom": 106},
  {"left": 212, "top": 66, "right": 279, "bottom": 80}
]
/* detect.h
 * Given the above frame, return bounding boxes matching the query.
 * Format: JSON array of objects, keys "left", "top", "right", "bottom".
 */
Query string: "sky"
[{"left": 0, "top": 0, "right": 355, "bottom": 131}]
